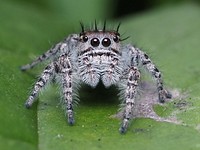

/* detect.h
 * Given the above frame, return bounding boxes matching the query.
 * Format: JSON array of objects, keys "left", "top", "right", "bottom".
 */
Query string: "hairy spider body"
[{"left": 21, "top": 22, "right": 171, "bottom": 133}]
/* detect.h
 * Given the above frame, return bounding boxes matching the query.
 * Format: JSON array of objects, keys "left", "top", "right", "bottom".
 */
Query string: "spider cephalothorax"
[
  {"left": 21, "top": 21, "right": 171, "bottom": 133},
  {"left": 75, "top": 22, "right": 123, "bottom": 88}
]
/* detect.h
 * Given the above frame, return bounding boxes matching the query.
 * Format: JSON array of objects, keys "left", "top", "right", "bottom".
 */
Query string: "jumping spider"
[{"left": 21, "top": 21, "right": 171, "bottom": 133}]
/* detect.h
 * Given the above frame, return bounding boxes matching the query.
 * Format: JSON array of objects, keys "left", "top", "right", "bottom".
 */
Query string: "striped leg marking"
[
  {"left": 57, "top": 55, "right": 74, "bottom": 125},
  {"left": 25, "top": 63, "right": 55, "bottom": 108},
  {"left": 20, "top": 42, "right": 63, "bottom": 71},
  {"left": 120, "top": 66, "right": 140, "bottom": 133},
  {"left": 137, "top": 48, "right": 172, "bottom": 103}
]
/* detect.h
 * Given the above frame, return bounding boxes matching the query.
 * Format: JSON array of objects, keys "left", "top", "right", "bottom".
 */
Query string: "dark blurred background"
[
  {"left": 114, "top": 0, "right": 199, "bottom": 18},
  {"left": 13, "top": 0, "right": 200, "bottom": 19}
]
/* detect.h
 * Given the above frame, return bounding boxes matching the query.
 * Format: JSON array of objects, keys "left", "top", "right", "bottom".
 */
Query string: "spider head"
[{"left": 77, "top": 22, "right": 122, "bottom": 51}]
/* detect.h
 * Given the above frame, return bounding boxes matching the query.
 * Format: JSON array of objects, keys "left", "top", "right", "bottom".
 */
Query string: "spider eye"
[
  {"left": 82, "top": 35, "right": 88, "bottom": 42},
  {"left": 102, "top": 38, "right": 111, "bottom": 47},
  {"left": 81, "top": 35, "right": 88, "bottom": 42},
  {"left": 113, "top": 35, "right": 120, "bottom": 43},
  {"left": 91, "top": 38, "right": 100, "bottom": 47}
]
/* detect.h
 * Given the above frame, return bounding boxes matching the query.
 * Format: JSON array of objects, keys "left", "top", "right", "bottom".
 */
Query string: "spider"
[{"left": 21, "top": 21, "right": 171, "bottom": 133}]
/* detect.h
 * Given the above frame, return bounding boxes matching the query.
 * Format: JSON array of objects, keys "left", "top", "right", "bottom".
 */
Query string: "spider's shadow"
[{"left": 79, "top": 81, "right": 119, "bottom": 106}]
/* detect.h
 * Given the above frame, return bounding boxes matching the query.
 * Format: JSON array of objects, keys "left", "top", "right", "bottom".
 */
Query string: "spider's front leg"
[
  {"left": 56, "top": 54, "right": 75, "bottom": 125},
  {"left": 120, "top": 66, "right": 140, "bottom": 133}
]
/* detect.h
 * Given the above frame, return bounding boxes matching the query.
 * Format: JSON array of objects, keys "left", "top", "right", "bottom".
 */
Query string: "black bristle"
[
  {"left": 94, "top": 20, "right": 98, "bottom": 31},
  {"left": 79, "top": 21, "right": 85, "bottom": 33},
  {"left": 116, "top": 22, "right": 121, "bottom": 33},
  {"left": 103, "top": 20, "right": 106, "bottom": 32}
]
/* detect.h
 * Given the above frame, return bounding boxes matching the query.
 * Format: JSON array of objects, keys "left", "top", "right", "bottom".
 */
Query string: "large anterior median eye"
[
  {"left": 102, "top": 38, "right": 111, "bottom": 47},
  {"left": 91, "top": 38, "right": 100, "bottom": 47}
]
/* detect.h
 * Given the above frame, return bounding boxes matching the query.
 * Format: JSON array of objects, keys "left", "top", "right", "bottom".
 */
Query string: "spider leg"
[
  {"left": 57, "top": 54, "right": 74, "bottom": 125},
  {"left": 25, "top": 62, "right": 55, "bottom": 108},
  {"left": 20, "top": 42, "right": 65, "bottom": 71},
  {"left": 120, "top": 66, "right": 140, "bottom": 133},
  {"left": 136, "top": 47, "right": 172, "bottom": 102},
  {"left": 20, "top": 34, "right": 79, "bottom": 71}
]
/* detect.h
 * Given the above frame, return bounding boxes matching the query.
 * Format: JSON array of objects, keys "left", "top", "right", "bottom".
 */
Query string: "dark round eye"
[
  {"left": 113, "top": 35, "right": 120, "bottom": 43},
  {"left": 102, "top": 38, "right": 111, "bottom": 47},
  {"left": 91, "top": 38, "right": 100, "bottom": 47},
  {"left": 81, "top": 35, "right": 88, "bottom": 42}
]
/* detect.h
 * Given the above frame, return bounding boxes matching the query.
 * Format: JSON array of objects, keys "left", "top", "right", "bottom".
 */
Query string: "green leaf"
[
  {"left": 0, "top": 0, "right": 112, "bottom": 149},
  {"left": 1, "top": 1, "right": 200, "bottom": 150},
  {"left": 38, "top": 3, "right": 200, "bottom": 150}
]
